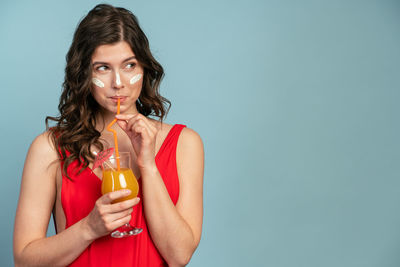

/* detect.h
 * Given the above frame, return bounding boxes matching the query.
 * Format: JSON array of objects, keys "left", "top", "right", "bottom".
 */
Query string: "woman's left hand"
[{"left": 115, "top": 113, "right": 158, "bottom": 170}]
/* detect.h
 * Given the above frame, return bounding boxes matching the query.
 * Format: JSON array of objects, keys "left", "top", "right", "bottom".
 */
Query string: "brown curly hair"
[{"left": 46, "top": 4, "right": 170, "bottom": 178}]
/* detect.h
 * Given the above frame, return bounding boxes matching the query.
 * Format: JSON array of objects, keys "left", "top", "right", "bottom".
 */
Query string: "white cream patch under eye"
[
  {"left": 115, "top": 72, "right": 121, "bottom": 86},
  {"left": 92, "top": 77, "right": 105, "bottom": 88},
  {"left": 130, "top": 74, "right": 142, "bottom": 85}
]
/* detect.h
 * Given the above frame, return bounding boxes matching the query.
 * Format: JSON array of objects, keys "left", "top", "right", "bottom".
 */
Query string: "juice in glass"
[
  {"left": 101, "top": 151, "right": 142, "bottom": 237},
  {"left": 101, "top": 168, "right": 139, "bottom": 203}
]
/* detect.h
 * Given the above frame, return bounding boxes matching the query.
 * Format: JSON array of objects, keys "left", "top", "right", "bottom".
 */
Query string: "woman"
[{"left": 13, "top": 4, "right": 204, "bottom": 267}]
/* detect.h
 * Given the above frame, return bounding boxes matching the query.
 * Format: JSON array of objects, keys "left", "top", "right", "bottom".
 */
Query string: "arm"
[
  {"left": 13, "top": 132, "right": 93, "bottom": 266},
  {"left": 116, "top": 114, "right": 204, "bottom": 267},
  {"left": 141, "top": 127, "right": 204, "bottom": 267},
  {"left": 13, "top": 132, "right": 140, "bottom": 266}
]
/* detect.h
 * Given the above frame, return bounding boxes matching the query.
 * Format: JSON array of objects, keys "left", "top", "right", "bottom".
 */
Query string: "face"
[{"left": 91, "top": 41, "right": 144, "bottom": 115}]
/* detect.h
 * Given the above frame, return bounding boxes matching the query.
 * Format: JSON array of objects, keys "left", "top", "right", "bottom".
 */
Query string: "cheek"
[
  {"left": 92, "top": 74, "right": 113, "bottom": 88},
  {"left": 128, "top": 74, "right": 143, "bottom": 95},
  {"left": 120, "top": 73, "right": 143, "bottom": 91},
  {"left": 128, "top": 79, "right": 143, "bottom": 95},
  {"left": 90, "top": 86, "right": 107, "bottom": 104},
  {"left": 129, "top": 74, "right": 142, "bottom": 85},
  {"left": 92, "top": 77, "right": 105, "bottom": 88}
]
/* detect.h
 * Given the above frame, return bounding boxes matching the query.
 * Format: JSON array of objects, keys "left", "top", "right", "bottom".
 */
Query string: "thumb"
[
  {"left": 115, "top": 113, "right": 136, "bottom": 132},
  {"left": 116, "top": 119, "right": 128, "bottom": 132}
]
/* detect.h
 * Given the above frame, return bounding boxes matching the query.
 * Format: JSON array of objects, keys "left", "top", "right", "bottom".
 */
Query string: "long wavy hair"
[{"left": 46, "top": 4, "right": 170, "bottom": 178}]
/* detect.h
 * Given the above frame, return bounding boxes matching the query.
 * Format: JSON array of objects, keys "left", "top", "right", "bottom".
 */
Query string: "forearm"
[
  {"left": 15, "top": 219, "right": 93, "bottom": 267},
  {"left": 141, "top": 166, "right": 197, "bottom": 266}
]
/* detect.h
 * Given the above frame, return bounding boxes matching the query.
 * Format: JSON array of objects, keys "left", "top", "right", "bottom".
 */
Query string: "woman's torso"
[{"left": 52, "top": 121, "right": 185, "bottom": 266}]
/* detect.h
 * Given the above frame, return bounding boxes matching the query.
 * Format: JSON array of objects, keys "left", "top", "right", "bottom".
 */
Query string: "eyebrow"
[{"left": 92, "top": 56, "right": 137, "bottom": 66}]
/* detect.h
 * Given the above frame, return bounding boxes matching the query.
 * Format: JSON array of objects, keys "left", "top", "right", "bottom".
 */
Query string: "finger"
[
  {"left": 126, "top": 115, "right": 141, "bottom": 132},
  {"left": 109, "top": 214, "right": 133, "bottom": 230},
  {"left": 115, "top": 114, "right": 137, "bottom": 121},
  {"left": 107, "top": 207, "right": 134, "bottom": 222},
  {"left": 129, "top": 118, "right": 152, "bottom": 138},
  {"left": 138, "top": 124, "right": 152, "bottom": 142},
  {"left": 125, "top": 114, "right": 153, "bottom": 134},
  {"left": 99, "top": 189, "right": 132, "bottom": 204},
  {"left": 115, "top": 114, "right": 137, "bottom": 132},
  {"left": 131, "top": 123, "right": 151, "bottom": 143},
  {"left": 115, "top": 119, "right": 128, "bottom": 132},
  {"left": 108, "top": 197, "right": 140, "bottom": 213},
  {"left": 139, "top": 116, "right": 157, "bottom": 134},
  {"left": 141, "top": 118, "right": 158, "bottom": 136},
  {"left": 132, "top": 114, "right": 157, "bottom": 134}
]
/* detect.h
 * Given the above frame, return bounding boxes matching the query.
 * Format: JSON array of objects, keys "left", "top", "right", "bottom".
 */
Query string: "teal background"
[{"left": 1, "top": 0, "right": 399, "bottom": 266}]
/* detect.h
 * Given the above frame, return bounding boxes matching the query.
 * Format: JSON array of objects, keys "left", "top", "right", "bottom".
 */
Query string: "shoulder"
[
  {"left": 20, "top": 131, "right": 59, "bottom": 193},
  {"left": 153, "top": 120, "right": 204, "bottom": 154},
  {"left": 156, "top": 121, "right": 203, "bottom": 148},
  {"left": 30, "top": 131, "right": 57, "bottom": 153},
  {"left": 177, "top": 126, "right": 204, "bottom": 160},
  {"left": 180, "top": 127, "right": 203, "bottom": 147},
  {"left": 27, "top": 131, "right": 59, "bottom": 163}
]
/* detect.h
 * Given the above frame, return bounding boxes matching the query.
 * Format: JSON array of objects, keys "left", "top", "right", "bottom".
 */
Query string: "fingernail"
[
  {"left": 123, "top": 189, "right": 131, "bottom": 194},
  {"left": 115, "top": 114, "right": 122, "bottom": 118}
]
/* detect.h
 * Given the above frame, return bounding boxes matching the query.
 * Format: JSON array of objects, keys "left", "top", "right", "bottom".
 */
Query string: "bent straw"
[{"left": 106, "top": 98, "right": 121, "bottom": 171}]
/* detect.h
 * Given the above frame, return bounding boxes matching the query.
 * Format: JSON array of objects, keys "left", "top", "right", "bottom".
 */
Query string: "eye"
[
  {"left": 125, "top": 62, "right": 136, "bottom": 69},
  {"left": 95, "top": 65, "right": 109, "bottom": 72}
]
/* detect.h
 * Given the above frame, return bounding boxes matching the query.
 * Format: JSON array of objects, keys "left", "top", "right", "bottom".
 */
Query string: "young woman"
[{"left": 13, "top": 4, "right": 204, "bottom": 266}]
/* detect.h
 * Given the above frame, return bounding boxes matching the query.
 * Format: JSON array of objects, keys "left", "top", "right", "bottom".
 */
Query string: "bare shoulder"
[
  {"left": 152, "top": 119, "right": 204, "bottom": 156},
  {"left": 28, "top": 131, "right": 58, "bottom": 161},
  {"left": 25, "top": 131, "right": 60, "bottom": 173},
  {"left": 176, "top": 126, "right": 204, "bottom": 172},
  {"left": 179, "top": 126, "right": 204, "bottom": 151}
]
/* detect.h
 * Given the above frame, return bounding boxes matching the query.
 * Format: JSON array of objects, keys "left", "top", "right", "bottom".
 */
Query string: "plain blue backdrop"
[{"left": 1, "top": 0, "right": 399, "bottom": 266}]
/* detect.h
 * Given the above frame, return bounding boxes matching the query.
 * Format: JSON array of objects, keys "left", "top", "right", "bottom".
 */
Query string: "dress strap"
[{"left": 156, "top": 124, "right": 186, "bottom": 159}]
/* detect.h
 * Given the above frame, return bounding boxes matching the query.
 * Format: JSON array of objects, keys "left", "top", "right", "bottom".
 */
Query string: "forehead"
[{"left": 91, "top": 41, "right": 135, "bottom": 62}]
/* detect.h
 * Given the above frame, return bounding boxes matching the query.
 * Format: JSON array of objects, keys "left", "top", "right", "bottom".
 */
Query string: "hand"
[
  {"left": 115, "top": 113, "right": 158, "bottom": 170},
  {"left": 82, "top": 189, "right": 140, "bottom": 240}
]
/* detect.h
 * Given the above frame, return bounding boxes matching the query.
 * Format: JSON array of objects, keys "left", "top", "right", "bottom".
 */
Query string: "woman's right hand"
[{"left": 82, "top": 189, "right": 140, "bottom": 240}]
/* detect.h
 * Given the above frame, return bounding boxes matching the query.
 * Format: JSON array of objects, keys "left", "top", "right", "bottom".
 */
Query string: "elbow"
[
  {"left": 168, "top": 242, "right": 198, "bottom": 267},
  {"left": 165, "top": 228, "right": 202, "bottom": 267},
  {"left": 179, "top": 251, "right": 194, "bottom": 267},
  {"left": 168, "top": 254, "right": 192, "bottom": 267},
  {"left": 14, "top": 251, "right": 25, "bottom": 267},
  {"left": 13, "top": 245, "right": 24, "bottom": 267},
  {"left": 14, "top": 248, "right": 30, "bottom": 267},
  {"left": 14, "top": 240, "right": 37, "bottom": 267}
]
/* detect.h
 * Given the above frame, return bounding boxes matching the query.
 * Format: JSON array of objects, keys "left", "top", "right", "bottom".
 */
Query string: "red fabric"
[{"left": 60, "top": 124, "right": 186, "bottom": 266}]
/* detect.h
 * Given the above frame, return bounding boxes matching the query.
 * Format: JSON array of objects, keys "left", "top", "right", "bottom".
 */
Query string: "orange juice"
[{"left": 101, "top": 168, "right": 139, "bottom": 203}]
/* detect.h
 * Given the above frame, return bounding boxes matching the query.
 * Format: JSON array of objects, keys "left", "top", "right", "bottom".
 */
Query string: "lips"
[{"left": 110, "top": 96, "right": 127, "bottom": 103}]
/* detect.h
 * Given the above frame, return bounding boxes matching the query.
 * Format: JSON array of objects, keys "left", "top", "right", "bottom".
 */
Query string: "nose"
[{"left": 112, "top": 71, "right": 124, "bottom": 89}]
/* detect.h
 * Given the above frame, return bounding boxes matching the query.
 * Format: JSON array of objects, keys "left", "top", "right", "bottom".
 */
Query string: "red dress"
[{"left": 59, "top": 124, "right": 186, "bottom": 266}]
